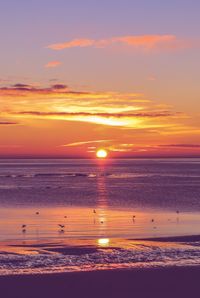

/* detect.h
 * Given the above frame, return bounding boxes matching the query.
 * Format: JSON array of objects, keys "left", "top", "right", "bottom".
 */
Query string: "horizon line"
[{"left": 0, "top": 155, "right": 200, "bottom": 159}]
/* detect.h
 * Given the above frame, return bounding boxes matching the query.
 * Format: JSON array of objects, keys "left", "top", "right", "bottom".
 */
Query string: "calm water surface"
[
  {"left": 0, "top": 158, "right": 200, "bottom": 275},
  {"left": 0, "top": 158, "right": 200, "bottom": 239}
]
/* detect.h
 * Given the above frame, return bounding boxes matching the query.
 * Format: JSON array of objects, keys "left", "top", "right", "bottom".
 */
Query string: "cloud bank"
[{"left": 0, "top": 83, "right": 193, "bottom": 133}]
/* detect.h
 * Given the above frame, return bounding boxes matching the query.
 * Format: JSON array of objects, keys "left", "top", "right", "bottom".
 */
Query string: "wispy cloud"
[
  {"left": 104, "top": 143, "right": 200, "bottom": 154},
  {"left": 107, "top": 143, "right": 134, "bottom": 152},
  {"left": 160, "top": 144, "right": 200, "bottom": 148},
  {"left": 62, "top": 139, "right": 113, "bottom": 147},
  {"left": 45, "top": 61, "right": 61, "bottom": 68},
  {"left": 47, "top": 34, "right": 187, "bottom": 52},
  {"left": 0, "top": 119, "right": 18, "bottom": 125},
  {"left": 7, "top": 110, "right": 184, "bottom": 129},
  {"left": 0, "top": 83, "right": 86, "bottom": 96},
  {"left": 13, "top": 111, "right": 180, "bottom": 118}
]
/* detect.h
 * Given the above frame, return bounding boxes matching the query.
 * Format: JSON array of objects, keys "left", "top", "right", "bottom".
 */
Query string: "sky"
[{"left": 0, "top": 0, "right": 200, "bottom": 158}]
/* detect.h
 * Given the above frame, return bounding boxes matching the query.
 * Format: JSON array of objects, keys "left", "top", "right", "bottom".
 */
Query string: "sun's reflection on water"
[
  {"left": 96, "top": 163, "right": 108, "bottom": 236},
  {"left": 97, "top": 238, "right": 110, "bottom": 247}
]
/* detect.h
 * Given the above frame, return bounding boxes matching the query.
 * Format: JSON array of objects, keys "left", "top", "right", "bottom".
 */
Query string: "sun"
[{"left": 96, "top": 149, "right": 108, "bottom": 159}]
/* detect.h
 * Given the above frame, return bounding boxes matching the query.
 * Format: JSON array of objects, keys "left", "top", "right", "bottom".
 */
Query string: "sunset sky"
[{"left": 0, "top": 0, "right": 200, "bottom": 157}]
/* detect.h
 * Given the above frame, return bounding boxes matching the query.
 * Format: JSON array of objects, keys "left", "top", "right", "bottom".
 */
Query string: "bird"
[
  {"left": 100, "top": 221, "right": 104, "bottom": 224},
  {"left": 64, "top": 216, "right": 67, "bottom": 218},
  {"left": 176, "top": 210, "right": 180, "bottom": 214},
  {"left": 58, "top": 224, "right": 65, "bottom": 233},
  {"left": 93, "top": 209, "right": 96, "bottom": 214},
  {"left": 35, "top": 212, "right": 39, "bottom": 215},
  {"left": 133, "top": 215, "right": 136, "bottom": 219},
  {"left": 151, "top": 219, "right": 154, "bottom": 222},
  {"left": 21, "top": 224, "right": 26, "bottom": 233}
]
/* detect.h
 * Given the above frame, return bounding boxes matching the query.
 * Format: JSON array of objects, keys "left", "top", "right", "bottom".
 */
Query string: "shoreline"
[
  {"left": 1, "top": 266, "right": 200, "bottom": 298},
  {"left": 1, "top": 234, "right": 200, "bottom": 276},
  {"left": 131, "top": 233, "right": 200, "bottom": 242}
]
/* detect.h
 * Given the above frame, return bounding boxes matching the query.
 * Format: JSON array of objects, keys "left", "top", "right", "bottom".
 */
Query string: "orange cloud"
[
  {"left": 0, "top": 83, "right": 193, "bottom": 134},
  {"left": 45, "top": 61, "right": 61, "bottom": 68},
  {"left": 112, "top": 35, "right": 176, "bottom": 48},
  {"left": 48, "top": 39, "right": 95, "bottom": 50},
  {"left": 47, "top": 34, "right": 185, "bottom": 51}
]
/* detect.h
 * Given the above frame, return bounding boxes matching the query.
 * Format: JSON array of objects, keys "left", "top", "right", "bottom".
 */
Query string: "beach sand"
[{"left": 1, "top": 266, "right": 200, "bottom": 298}]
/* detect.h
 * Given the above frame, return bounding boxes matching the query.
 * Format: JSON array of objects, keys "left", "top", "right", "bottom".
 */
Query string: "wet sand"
[
  {"left": 1, "top": 266, "right": 200, "bottom": 298},
  {"left": 135, "top": 234, "right": 200, "bottom": 242}
]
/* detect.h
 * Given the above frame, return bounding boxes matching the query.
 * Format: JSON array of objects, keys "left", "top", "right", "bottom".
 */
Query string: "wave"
[
  {"left": 0, "top": 172, "right": 200, "bottom": 180},
  {"left": 0, "top": 172, "right": 110, "bottom": 179},
  {"left": 1, "top": 240, "right": 200, "bottom": 275}
]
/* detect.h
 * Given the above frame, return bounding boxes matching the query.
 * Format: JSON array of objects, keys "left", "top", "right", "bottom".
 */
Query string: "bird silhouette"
[{"left": 21, "top": 224, "right": 26, "bottom": 233}]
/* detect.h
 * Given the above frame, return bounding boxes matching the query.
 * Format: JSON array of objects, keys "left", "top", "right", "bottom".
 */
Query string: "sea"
[{"left": 0, "top": 158, "right": 200, "bottom": 275}]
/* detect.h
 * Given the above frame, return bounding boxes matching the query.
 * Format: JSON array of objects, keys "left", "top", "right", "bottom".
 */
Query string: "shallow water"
[
  {"left": 0, "top": 158, "right": 200, "bottom": 274},
  {"left": 0, "top": 158, "right": 200, "bottom": 240},
  {"left": 0, "top": 158, "right": 200, "bottom": 210}
]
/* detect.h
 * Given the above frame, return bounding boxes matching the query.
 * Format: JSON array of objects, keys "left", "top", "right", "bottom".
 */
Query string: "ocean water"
[{"left": 0, "top": 158, "right": 200, "bottom": 275}]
